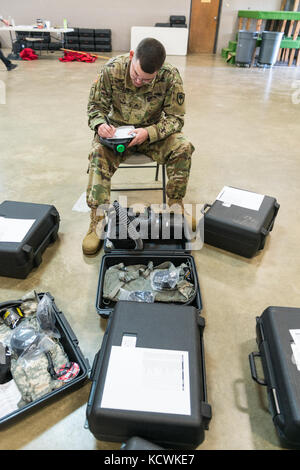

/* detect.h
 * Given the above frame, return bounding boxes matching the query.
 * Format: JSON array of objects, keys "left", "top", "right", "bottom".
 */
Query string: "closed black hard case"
[
  {"left": 78, "top": 28, "right": 95, "bottom": 37},
  {"left": 0, "top": 201, "right": 60, "bottom": 279},
  {"left": 203, "top": 190, "right": 279, "bottom": 258},
  {"left": 94, "top": 29, "right": 111, "bottom": 38},
  {"left": 121, "top": 436, "right": 164, "bottom": 450},
  {"left": 0, "top": 292, "right": 89, "bottom": 427},
  {"left": 86, "top": 301, "right": 211, "bottom": 449},
  {"left": 170, "top": 15, "right": 186, "bottom": 24},
  {"left": 249, "top": 306, "right": 300, "bottom": 449}
]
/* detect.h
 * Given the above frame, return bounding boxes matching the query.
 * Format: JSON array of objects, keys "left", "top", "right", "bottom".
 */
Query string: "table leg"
[
  {"left": 256, "top": 19, "right": 263, "bottom": 32},
  {"left": 284, "top": 48, "right": 290, "bottom": 62},
  {"left": 289, "top": 49, "right": 296, "bottom": 66},
  {"left": 288, "top": 20, "right": 295, "bottom": 38}
]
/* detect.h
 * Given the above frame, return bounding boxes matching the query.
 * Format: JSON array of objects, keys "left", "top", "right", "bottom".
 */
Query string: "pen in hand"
[
  {"left": 100, "top": 115, "right": 116, "bottom": 138},
  {"left": 104, "top": 115, "right": 111, "bottom": 127}
]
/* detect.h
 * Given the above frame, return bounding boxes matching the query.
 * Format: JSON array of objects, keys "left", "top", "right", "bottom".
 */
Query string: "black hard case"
[
  {"left": 203, "top": 193, "right": 279, "bottom": 258},
  {"left": 0, "top": 201, "right": 60, "bottom": 279},
  {"left": 94, "top": 29, "right": 111, "bottom": 38},
  {"left": 121, "top": 436, "right": 164, "bottom": 450},
  {"left": 78, "top": 28, "right": 95, "bottom": 37},
  {"left": 0, "top": 292, "right": 89, "bottom": 427},
  {"left": 249, "top": 306, "right": 300, "bottom": 449},
  {"left": 170, "top": 15, "right": 186, "bottom": 24},
  {"left": 86, "top": 301, "right": 211, "bottom": 449},
  {"left": 96, "top": 214, "right": 201, "bottom": 318}
]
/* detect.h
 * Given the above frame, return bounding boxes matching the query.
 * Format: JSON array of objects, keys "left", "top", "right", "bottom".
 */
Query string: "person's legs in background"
[{"left": 0, "top": 49, "right": 17, "bottom": 71}]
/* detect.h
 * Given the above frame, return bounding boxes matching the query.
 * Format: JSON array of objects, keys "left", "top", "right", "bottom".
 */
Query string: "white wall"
[
  {"left": 0, "top": 0, "right": 284, "bottom": 53},
  {"left": 0, "top": 0, "right": 191, "bottom": 50},
  {"left": 217, "top": 0, "right": 282, "bottom": 53}
]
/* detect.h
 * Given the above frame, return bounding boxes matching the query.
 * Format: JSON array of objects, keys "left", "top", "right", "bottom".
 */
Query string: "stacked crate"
[{"left": 64, "top": 28, "right": 112, "bottom": 52}]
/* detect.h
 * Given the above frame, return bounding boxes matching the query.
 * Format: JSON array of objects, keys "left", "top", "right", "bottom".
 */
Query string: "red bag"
[
  {"left": 20, "top": 48, "right": 38, "bottom": 61},
  {"left": 59, "top": 51, "right": 97, "bottom": 63}
]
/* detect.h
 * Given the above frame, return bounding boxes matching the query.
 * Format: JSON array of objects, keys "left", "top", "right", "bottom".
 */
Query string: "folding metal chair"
[{"left": 111, "top": 153, "right": 166, "bottom": 205}]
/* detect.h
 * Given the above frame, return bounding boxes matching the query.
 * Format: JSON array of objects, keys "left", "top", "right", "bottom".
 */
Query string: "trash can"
[
  {"left": 236, "top": 30, "right": 259, "bottom": 66},
  {"left": 258, "top": 31, "right": 284, "bottom": 67}
]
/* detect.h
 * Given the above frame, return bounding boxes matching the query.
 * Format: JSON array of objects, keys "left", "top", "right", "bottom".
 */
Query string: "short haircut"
[{"left": 135, "top": 38, "right": 166, "bottom": 74}]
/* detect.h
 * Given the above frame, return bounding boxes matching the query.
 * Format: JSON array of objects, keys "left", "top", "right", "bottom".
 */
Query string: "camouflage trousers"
[{"left": 86, "top": 132, "right": 195, "bottom": 209}]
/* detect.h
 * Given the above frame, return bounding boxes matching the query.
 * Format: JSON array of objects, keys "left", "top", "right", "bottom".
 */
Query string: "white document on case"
[
  {"left": 290, "top": 330, "right": 300, "bottom": 371},
  {"left": 0, "top": 217, "right": 36, "bottom": 243},
  {"left": 101, "top": 346, "right": 191, "bottom": 415},
  {"left": 216, "top": 186, "right": 265, "bottom": 211}
]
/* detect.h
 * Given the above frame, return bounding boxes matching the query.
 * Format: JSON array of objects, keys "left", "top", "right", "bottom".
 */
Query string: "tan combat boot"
[
  {"left": 82, "top": 208, "right": 105, "bottom": 255},
  {"left": 167, "top": 199, "right": 197, "bottom": 232}
]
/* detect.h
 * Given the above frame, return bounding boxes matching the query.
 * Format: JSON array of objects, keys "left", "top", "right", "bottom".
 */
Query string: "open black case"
[
  {"left": 87, "top": 204, "right": 211, "bottom": 449},
  {"left": 96, "top": 204, "right": 203, "bottom": 318},
  {"left": 0, "top": 292, "right": 89, "bottom": 428}
]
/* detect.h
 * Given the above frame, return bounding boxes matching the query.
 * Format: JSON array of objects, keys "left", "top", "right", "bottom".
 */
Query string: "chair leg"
[
  {"left": 162, "top": 164, "right": 167, "bottom": 206},
  {"left": 155, "top": 164, "right": 159, "bottom": 181}
]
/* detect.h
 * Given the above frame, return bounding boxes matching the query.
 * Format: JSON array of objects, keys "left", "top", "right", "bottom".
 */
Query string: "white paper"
[
  {"left": 72, "top": 192, "right": 90, "bottom": 213},
  {"left": 107, "top": 126, "right": 135, "bottom": 140},
  {"left": 290, "top": 329, "right": 300, "bottom": 349},
  {"left": 0, "top": 217, "right": 36, "bottom": 243},
  {"left": 216, "top": 186, "right": 264, "bottom": 211},
  {"left": 0, "top": 380, "right": 22, "bottom": 419},
  {"left": 291, "top": 343, "right": 300, "bottom": 372},
  {"left": 101, "top": 346, "right": 191, "bottom": 415},
  {"left": 121, "top": 334, "right": 137, "bottom": 348}
]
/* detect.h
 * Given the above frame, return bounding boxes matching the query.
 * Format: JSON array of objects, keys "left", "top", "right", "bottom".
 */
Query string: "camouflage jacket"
[{"left": 87, "top": 54, "right": 186, "bottom": 143}]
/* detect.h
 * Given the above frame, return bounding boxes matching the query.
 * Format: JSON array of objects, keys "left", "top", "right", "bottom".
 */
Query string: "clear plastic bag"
[
  {"left": 151, "top": 263, "right": 179, "bottom": 291},
  {"left": 36, "top": 294, "right": 60, "bottom": 339},
  {"left": 118, "top": 288, "right": 155, "bottom": 303},
  {"left": 10, "top": 325, "right": 56, "bottom": 364}
]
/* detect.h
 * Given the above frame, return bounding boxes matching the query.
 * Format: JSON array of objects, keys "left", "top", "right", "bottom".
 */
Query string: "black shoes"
[{"left": 7, "top": 64, "right": 18, "bottom": 71}]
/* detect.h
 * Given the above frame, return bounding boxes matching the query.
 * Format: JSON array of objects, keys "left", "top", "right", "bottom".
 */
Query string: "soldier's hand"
[
  {"left": 127, "top": 128, "right": 149, "bottom": 147},
  {"left": 98, "top": 123, "right": 116, "bottom": 138}
]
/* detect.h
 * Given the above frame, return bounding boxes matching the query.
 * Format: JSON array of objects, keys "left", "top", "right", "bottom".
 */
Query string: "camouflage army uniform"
[{"left": 86, "top": 54, "right": 194, "bottom": 208}]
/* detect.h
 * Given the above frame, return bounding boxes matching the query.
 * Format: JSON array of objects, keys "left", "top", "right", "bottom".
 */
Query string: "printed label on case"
[
  {"left": 0, "top": 217, "right": 36, "bottom": 243},
  {"left": 101, "top": 346, "right": 191, "bottom": 415},
  {"left": 216, "top": 186, "right": 264, "bottom": 211},
  {"left": 290, "top": 330, "right": 300, "bottom": 371}
]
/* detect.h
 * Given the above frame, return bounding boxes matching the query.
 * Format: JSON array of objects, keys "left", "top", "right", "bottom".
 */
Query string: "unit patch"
[{"left": 177, "top": 92, "right": 185, "bottom": 105}]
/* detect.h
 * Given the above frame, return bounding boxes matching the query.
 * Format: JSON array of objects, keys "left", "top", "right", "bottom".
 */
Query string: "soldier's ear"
[{"left": 129, "top": 50, "right": 134, "bottom": 61}]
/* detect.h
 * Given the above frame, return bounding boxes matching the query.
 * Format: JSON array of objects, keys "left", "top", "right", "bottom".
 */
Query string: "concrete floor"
[{"left": 0, "top": 49, "right": 300, "bottom": 451}]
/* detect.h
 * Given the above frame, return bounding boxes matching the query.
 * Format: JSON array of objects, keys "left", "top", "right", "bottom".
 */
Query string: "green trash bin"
[
  {"left": 258, "top": 31, "right": 284, "bottom": 67},
  {"left": 236, "top": 30, "right": 259, "bottom": 67}
]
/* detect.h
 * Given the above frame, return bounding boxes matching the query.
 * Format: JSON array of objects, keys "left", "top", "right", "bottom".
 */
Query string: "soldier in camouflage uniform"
[{"left": 83, "top": 38, "right": 195, "bottom": 255}]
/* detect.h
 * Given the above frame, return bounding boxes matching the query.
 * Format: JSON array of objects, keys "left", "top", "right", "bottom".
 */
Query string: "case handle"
[
  {"left": 201, "top": 203, "right": 212, "bottom": 215},
  {"left": 261, "top": 202, "right": 280, "bottom": 237},
  {"left": 249, "top": 352, "right": 267, "bottom": 386}
]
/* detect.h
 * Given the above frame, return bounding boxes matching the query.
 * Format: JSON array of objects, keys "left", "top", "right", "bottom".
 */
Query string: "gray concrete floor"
[{"left": 0, "top": 49, "right": 300, "bottom": 450}]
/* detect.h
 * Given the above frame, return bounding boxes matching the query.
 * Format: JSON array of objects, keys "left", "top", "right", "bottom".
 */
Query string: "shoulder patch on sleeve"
[{"left": 177, "top": 92, "right": 185, "bottom": 105}]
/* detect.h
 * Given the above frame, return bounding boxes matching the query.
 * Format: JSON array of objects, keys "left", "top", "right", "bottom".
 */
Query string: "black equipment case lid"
[
  {"left": 86, "top": 301, "right": 211, "bottom": 449},
  {"left": 249, "top": 306, "right": 300, "bottom": 449},
  {"left": 203, "top": 187, "right": 280, "bottom": 258},
  {"left": 0, "top": 292, "right": 89, "bottom": 427},
  {"left": 0, "top": 201, "right": 60, "bottom": 279}
]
